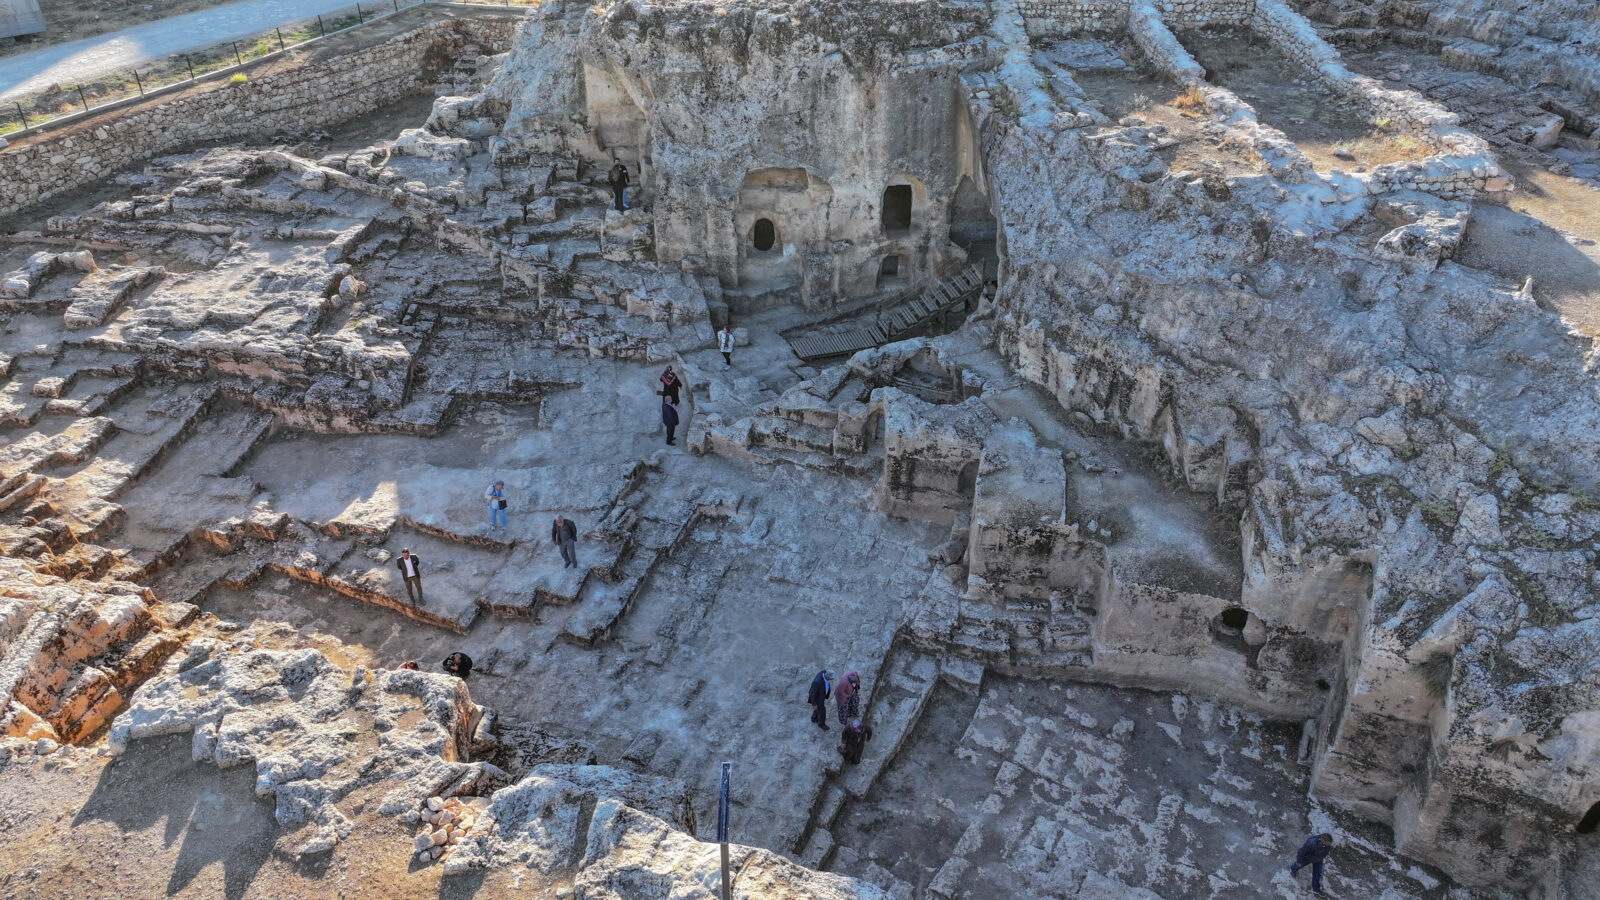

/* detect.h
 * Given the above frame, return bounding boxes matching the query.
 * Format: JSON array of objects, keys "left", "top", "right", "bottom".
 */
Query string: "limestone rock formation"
[{"left": 2, "top": 0, "right": 1600, "bottom": 894}]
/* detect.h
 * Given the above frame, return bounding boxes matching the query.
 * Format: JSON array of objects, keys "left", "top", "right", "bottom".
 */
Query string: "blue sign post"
[{"left": 718, "top": 761, "right": 732, "bottom": 900}]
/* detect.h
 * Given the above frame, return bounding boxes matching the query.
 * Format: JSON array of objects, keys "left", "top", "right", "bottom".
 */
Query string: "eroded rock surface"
[{"left": 2, "top": 0, "right": 1599, "bottom": 895}]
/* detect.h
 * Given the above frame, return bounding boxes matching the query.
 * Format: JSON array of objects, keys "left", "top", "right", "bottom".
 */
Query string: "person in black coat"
[
  {"left": 807, "top": 669, "right": 835, "bottom": 731},
  {"left": 395, "top": 548, "right": 423, "bottom": 605},
  {"left": 607, "top": 162, "right": 630, "bottom": 212},
  {"left": 662, "top": 397, "right": 680, "bottom": 446},
  {"left": 552, "top": 515, "right": 579, "bottom": 568},
  {"left": 839, "top": 719, "right": 873, "bottom": 764},
  {"left": 442, "top": 652, "right": 473, "bottom": 679},
  {"left": 1288, "top": 833, "right": 1334, "bottom": 895},
  {"left": 659, "top": 366, "right": 681, "bottom": 404}
]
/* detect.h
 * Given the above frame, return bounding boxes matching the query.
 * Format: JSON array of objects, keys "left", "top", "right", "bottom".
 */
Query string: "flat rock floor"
[{"left": 829, "top": 677, "right": 1475, "bottom": 899}]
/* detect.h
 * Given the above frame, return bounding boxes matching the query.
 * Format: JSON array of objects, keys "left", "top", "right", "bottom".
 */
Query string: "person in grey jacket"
[{"left": 552, "top": 515, "right": 578, "bottom": 568}]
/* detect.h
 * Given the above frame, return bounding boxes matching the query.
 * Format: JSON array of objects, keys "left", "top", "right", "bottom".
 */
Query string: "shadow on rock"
[{"left": 72, "top": 732, "right": 279, "bottom": 900}]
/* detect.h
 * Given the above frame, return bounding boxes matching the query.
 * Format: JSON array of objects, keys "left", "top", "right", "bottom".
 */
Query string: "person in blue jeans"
[
  {"left": 1289, "top": 833, "right": 1334, "bottom": 895},
  {"left": 486, "top": 480, "right": 507, "bottom": 529}
]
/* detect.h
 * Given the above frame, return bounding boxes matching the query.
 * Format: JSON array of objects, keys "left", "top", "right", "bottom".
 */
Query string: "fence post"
[
  {"left": 185, "top": 55, "right": 197, "bottom": 80},
  {"left": 14, "top": 102, "right": 26, "bottom": 130},
  {"left": 134, "top": 69, "right": 144, "bottom": 95},
  {"left": 356, "top": 3, "right": 364, "bottom": 21},
  {"left": 276, "top": 27, "right": 286, "bottom": 51},
  {"left": 392, "top": 0, "right": 399, "bottom": 10},
  {"left": 75, "top": 85, "right": 89, "bottom": 114},
  {"left": 232, "top": 41, "right": 242, "bottom": 66},
  {"left": 317, "top": 14, "right": 326, "bottom": 36}
]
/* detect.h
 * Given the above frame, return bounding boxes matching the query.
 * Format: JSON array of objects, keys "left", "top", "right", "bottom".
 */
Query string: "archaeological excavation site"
[{"left": 1, "top": 0, "right": 1599, "bottom": 895}]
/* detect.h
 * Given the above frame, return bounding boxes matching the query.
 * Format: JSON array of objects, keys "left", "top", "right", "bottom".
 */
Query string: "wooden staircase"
[{"left": 786, "top": 265, "right": 985, "bottom": 362}]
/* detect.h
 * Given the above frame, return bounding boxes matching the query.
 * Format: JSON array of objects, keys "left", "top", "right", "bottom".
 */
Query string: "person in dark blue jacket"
[
  {"left": 806, "top": 669, "right": 835, "bottom": 731},
  {"left": 1289, "top": 832, "right": 1334, "bottom": 894},
  {"left": 662, "top": 397, "right": 680, "bottom": 445}
]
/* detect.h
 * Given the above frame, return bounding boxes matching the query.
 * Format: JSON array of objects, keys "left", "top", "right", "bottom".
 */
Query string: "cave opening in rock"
[
  {"left": 752, "top": 218, "right": 777, "bottom": 252},
  {"left": 1579, "top": 802, "right": 1600, "bottom": 834},
  {"left": 1219, "top": 607, "right": 1249, "bottom": 630},
  {"left": 882, "top": 184, "right": 913, "bottom": 234},
  {"left": 878, "top": 254, "right": 901, "bottom": 288}
]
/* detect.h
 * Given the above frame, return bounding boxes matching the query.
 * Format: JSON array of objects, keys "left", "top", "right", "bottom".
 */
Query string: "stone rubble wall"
[
  {"left": 1019, "top": 0, "right": 1131, "bottom": 35},
  {"left": 1021, "top": 0, "right": 1255, "bottom": 36},
  {"left": 0, "top": 16, "right": 518, "bottom": 221},
  {"left": 1128, "top": 3, "right": 1208, "bottom": 83}
]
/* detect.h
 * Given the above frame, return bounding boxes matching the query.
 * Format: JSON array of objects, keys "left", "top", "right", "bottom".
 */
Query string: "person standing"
[
  {"left": 835, "top": 670, "right": 861, "bottom": 726},
  {"left": 1288, "top": 833, "right": 1334, "bottom": 895},
  {"left": 807, "top": 669, "right": 835, "bottom": 731},
  {"left": 486, "top": 480, "right": 507, "bottom": 530},
  {"left": 659, "top": 365, "right": 681, "bottom": 404},
  {"left": 552, "top": 515, "right": 579, "bottom": 569},
  {"left": 395, "top": 547, "right": 423, "bottom": 605},
  {"left": 607, "top": 161, "right": 630, "bottom": 212},
  {"left": 838, "top": 718, "right": 873, "bottom": 764},
  {"left": 718, "top": 325, "right": 735, "bottom": 370},
  {"left": 662, "top": 396, "right": 680, "bottom": 446}
]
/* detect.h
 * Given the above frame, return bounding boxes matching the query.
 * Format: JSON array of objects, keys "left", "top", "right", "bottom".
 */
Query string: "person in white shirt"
[
  {"left": 486, "top": 480, "right": 507, "bottom": 529},
  {"left": 395, "top": 548, "right": 423, "bottom": 605},
  {"left": 718, "top": 325, "right": 735, "bottom": 369}
]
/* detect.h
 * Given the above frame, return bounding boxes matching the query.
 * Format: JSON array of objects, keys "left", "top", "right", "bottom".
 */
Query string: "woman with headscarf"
[
  {"left": 835, "top": 670, "right": 861, "bottom": 726},
  {"left": 838, "top": 718, "right": 873, "bottom": 765},
  {"left": 658, "top": 366, "right": 681, "bottom": 404}
]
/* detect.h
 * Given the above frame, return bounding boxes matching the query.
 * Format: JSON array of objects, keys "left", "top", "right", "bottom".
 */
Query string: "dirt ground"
[
  {"left": 1457, "top": 166, "right": 1600, "bottom": 339},
  {"left": 1178, "top": 27, "right": 1430, "bottom": 173},
  {"left": 0, "top": 0, "right": 231, "bottom": 59}
]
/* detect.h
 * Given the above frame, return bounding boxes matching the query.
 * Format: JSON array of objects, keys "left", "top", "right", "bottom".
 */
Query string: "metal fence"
[{"left": 2, "top": 0, "right": 532, "bottom": 139}]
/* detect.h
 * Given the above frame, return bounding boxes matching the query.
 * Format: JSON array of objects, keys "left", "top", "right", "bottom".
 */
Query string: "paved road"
[{"left": 0, "top": 0, "right": 377, "bottom": 102}]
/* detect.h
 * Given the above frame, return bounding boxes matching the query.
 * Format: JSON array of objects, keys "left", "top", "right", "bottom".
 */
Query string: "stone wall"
[
  {"left": 1021, "top": 0, "right": 1253, "bottom": 36},
  {"left": 0, "top": 15, "right": 518, "bottom": 220},
  {"left": 1019, "top": 0, "right": 1130, "bottom": 35}
]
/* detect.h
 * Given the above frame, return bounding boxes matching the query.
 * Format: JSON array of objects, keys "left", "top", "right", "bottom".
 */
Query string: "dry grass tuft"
[{"left": 1170, "top": 85, "right": 1209, "bottom": 114}]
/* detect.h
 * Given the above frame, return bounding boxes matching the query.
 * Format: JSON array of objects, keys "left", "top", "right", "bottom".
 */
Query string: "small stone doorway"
[{"left": 882, "top": 184, "right": 913, "bottom": 235}]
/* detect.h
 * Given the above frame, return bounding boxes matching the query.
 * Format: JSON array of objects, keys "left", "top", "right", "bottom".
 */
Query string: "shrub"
[
  {"left": 1170, "top": 85, "right": 1208, "bottom": 113},
  {"left": 230, "top": 73, "right": 248, "bottom": 84}
]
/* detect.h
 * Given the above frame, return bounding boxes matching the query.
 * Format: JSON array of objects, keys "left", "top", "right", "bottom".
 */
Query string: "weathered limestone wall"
[
  {"left": 975, "top": 8, "right": 1600, "bottom": 880},
  {"left": 1091, "top": 582, "right": 1331, "bottom": 718},
  {"left": 0, "top": 15, "right": 517, "bottom": 220},
  {"left": 872, "top": 388, "right": 995, "bottom": 524},
  {"left": 486, "top": 0, "right": 990, "bottom": 304}
]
